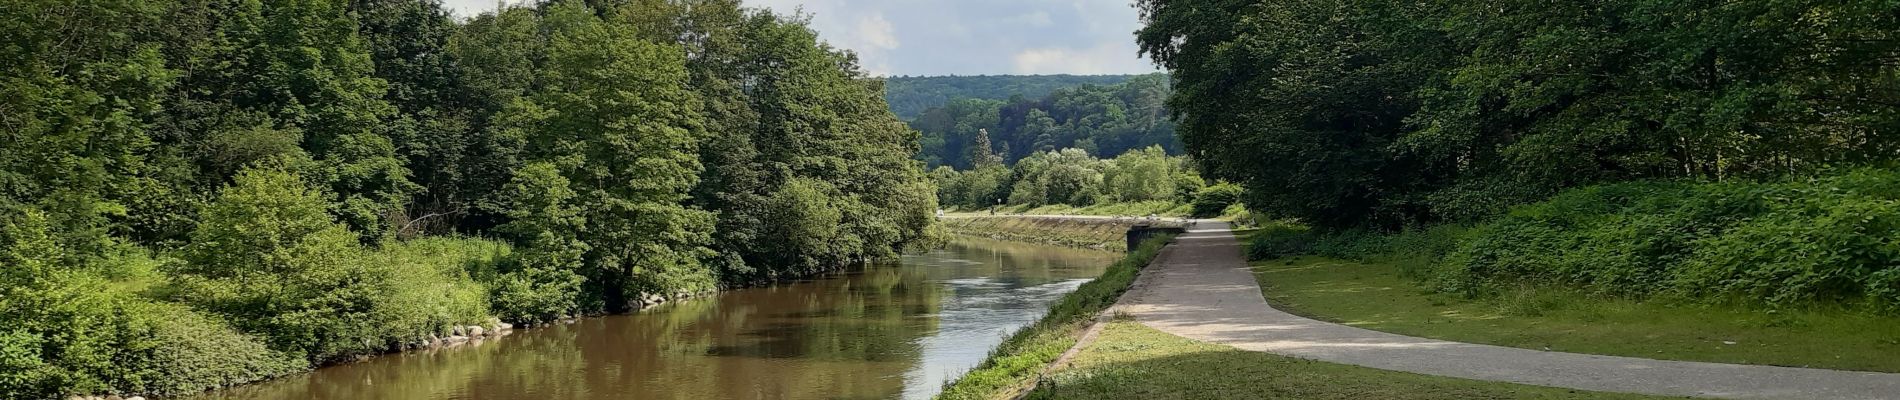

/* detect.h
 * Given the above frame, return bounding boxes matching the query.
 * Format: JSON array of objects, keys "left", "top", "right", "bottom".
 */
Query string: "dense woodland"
[
  {"left": 1139, "top": 0, "right": 1900, "bottom": 229},
  {"left": 883, "top": 74, "right": 1136, "bottom": 120},
  {"left": 0, "top": 0, "right": 936, "bottom": 397},
  {"left": 1140, "top": 0, "right": 1900, "bottom": 312},
  {"left": 912, "top": 74, "right": 1180, "bottom": 169}
]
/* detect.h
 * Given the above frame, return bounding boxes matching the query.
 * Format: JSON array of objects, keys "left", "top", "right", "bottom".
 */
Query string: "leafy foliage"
[
  {"left": 1139, "top": 0, "right": 1900, "bottom": 229},
  {"left": 0, "top": 0, "right": 937, "bottom": 397},
  {"left": 170, "top": 167, "right": 491, "bottom": 363},
  {"left": 884, "top": 74, "right": 1139, "bottom": 120},
  {"left": 912, "top": 74, "right": 1179, "bottom": 169},
  {"left": 1189, "top": 183, "right": 1243, "bottom": 218},
  {"left": 931, "top": 146, "right": 1209, "bottom": 211},
  {"left": 1440, "top": 170, "right": 1900, "bottom": 312}
]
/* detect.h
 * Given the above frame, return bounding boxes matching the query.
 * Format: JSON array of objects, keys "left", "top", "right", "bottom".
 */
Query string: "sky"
[{"left": 437, "top": 0, "right": 1160, "bottom": 77}]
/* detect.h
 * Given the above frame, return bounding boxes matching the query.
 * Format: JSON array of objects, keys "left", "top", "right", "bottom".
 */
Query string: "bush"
[
  {"left": 368, "top": 238, "right": 503, "bottom": 340},
  {"left": 1191, "top": 183, "right": 1244, "bottom": 218},
  {"left": 0, "top": 282, "right": 305, "bottom": 399},
  {"left": 173, "top": 168, "right": 497, "bottom": 363},
  {"left": 122, "top": 302, "right": 306, "bottom": 397},
  {"left": 1439, "top": 169, "right": 1900, "bottom": 312},
  {"left": 1245, "top": 224, "right": 1312, "bottom": 260},
  {"left": 488, "top": 266, "right": 585, "bottom": 325}
]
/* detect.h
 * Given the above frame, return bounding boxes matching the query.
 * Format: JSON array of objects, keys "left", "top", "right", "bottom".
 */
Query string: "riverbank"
[
  {"left": 934, "top": 235, "right": 1173, "bottom": 400},
  {"left": 191, "top": 236, "right": 1115, "bottom": 400},
  {"left": 939, "top": 215, "right": 1183, "bottom": 251},
  {"left": 945, "top": 201, "right": 1193, "bottom": 218}
]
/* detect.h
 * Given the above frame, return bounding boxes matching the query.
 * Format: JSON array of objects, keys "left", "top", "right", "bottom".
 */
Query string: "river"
[{"left": 193, "top": 236, "right": 1117, "bottom": 400}]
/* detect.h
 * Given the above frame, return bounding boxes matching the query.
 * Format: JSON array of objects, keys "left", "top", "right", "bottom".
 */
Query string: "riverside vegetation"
[
  {"left": 0, "top": 0, "right": 937, "bottom": 398},
  {"left": 1142, "top": 0, "right": 1900, "bottom": 360},
  {"left": 935, "top": 236, "right": 1173, "bottom": 400},
  {"left": 930, "top": 144, "right": 1246, "bottom": 219}
]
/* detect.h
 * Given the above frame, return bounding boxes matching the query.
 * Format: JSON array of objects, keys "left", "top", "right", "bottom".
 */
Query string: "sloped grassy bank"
[
  {"left": 1245, "top": 168, "right": 1900, "bottom": 371},
  {"left": 934, "top": 236, "right": 1173, "bottom": 400}
]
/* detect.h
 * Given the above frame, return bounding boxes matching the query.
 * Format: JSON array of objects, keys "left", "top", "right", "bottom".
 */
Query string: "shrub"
[
  {"left": 0, "top": 281, "right": 305, "bottom": 399},
  {"left": 1438, "top": 169, "right": 1900, "bottom": 312},
  {"left": 121, "top": 302, "right": 306, "bottom": 396},
  {"left": 173, "top": 168, "right": 497, "bottom": 363},
  {"left": 1191, "top": 183, "right": 1244, "bottom": 218},
  {"left": 488, "top": 266, "right": 585, "bottom": 325},
  {"left": 1245, "top": 224, "right": 1312, "bottom": 260},
  {"left": 368, "top": 238, "right": 503, "bottom": 340}
]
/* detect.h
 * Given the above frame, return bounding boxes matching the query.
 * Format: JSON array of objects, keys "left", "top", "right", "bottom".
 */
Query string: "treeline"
[
  {"left": 0, "top": 0, "right": 934, "bottom": 398},
  {"left": 931, "top": 146, "right": 1240, "bottom": 217},
  {"left": 912, "top": 74, "right": 1178, "bottom": 169},
  {"left": 1143, "top": 0, "right": 1900, "bottom": 312},
  {"left": 1138, "top": 0, "right": 1900, "bottom": 229},
  {"left": 884, "top": 74, "right": 1137, "bottom": 120},
  {"left": 913, "top": 74, "right": 1179, "bottom": 169}
]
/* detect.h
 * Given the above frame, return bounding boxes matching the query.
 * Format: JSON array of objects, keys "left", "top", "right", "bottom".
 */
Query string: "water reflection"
[{"left": 196, "top": 237, "right": 1115, "bottom": 400}]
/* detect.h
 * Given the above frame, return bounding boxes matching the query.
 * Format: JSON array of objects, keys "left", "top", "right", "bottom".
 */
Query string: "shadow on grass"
[{"left": 1022, "top": 323, "right": 1673, "bottom": 400}]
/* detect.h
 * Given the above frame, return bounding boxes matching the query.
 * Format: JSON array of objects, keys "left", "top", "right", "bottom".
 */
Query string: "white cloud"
[
  {"left": 1007, "top": 11, "right": 1055, "bottom": 27},
  {"left": 439, "top": 0, "right": 521, "bottom": 18},
  {"left": 856, "top": 14, "right": 901, "bottom": 50},
  {"left": 425, "top": 0, "right": 1158, "bottom": 76},
  {"left": 1012, "top": 41, "right": 1149, "bottom": 75}
]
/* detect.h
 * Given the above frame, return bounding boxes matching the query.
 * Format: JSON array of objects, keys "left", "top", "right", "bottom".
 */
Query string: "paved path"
[{"left": 1117, "top": 220, "right": 1900, "bottom": 399}]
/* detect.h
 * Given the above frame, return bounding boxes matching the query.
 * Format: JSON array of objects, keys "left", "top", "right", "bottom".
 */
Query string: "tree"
[
  {"left": 969, "top": 129, "right": 1004, "bottom": 168},
  {"left": 1103, "top": 146, "right": 1177, "bottom": 202},
  {"left": 910, "top": 75, "right": 1181, "bottom": 169},
  {"left": 486, "top": 162, "right": 586, "bottom": 324},
  {"left": 1138, "top": 0, "right": 1900, "bottom": 229},
  {"left": 1008, "top": 149, "right": 1105, "bottom": 206},
  {"left": 171, "top": 166, "right": 380, "bottom": 362},
  {"left": 500, "top": 2, "right": 715, "bottom": 310}
]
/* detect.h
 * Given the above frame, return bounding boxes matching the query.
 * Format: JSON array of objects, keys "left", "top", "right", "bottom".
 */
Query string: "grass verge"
[
  {"left": 1027, "top": 320, "right": 1669, "bottom": 400},
  {"left": 934, "top": 236, "right": 1173, "bottom": 400},
  {"left": 1254, "top": 256, "right": 1900, "bottom": 372}
]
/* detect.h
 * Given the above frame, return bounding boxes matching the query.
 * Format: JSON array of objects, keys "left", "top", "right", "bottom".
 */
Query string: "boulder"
[
  {"left": 450, "top": 325, "right": 466, "bottom": 337},
  {"left": 496, "top": 322, "right": 514, "bottom": 331},
  {"left": 468, "top": 325, "right": 485, "bottom": 337}
]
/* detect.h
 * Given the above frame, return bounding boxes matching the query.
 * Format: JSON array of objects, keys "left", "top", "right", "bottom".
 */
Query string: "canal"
[{"left": 195, "top": 236, "right": 1117, "bottom": 400}]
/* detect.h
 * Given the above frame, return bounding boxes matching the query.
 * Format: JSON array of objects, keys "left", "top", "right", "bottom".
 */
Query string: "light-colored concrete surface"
[{"left": 1118, "top": 220, "right": 1900, "bottom": 400}]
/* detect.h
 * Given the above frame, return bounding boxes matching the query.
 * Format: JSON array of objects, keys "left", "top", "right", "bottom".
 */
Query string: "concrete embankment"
[{"left": 939, "top": 214, "right": 1185, "bottom": 252}]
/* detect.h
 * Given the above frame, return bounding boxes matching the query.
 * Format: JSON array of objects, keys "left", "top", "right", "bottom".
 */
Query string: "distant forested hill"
[
  {"left": 912, "top": 74, "right": 1178, "bottom": 169},
  {"left": 885, "top": 75, "right": 1139, "bottom": 120}
]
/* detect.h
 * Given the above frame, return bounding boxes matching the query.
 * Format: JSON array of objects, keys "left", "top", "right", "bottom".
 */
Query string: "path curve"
[{"left": 1117, "top": 220, "right": 1900, "bottom": 399}]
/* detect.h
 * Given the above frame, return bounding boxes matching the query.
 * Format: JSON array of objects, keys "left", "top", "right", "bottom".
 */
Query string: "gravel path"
[{"left": 1117, "top": 220, "right": 1900, "bottom": 399}]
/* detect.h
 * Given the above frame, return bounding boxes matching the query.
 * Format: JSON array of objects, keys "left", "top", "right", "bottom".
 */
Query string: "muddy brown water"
[{"left": 193, "top": 237, "right": 1116, "bottom": 400}]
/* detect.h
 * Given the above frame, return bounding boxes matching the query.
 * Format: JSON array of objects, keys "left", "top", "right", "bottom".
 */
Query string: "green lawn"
[
  {"left": 1030, "top": 320, "right": 1670, "bottom": 400},
  {"left": 1254, "top": 257, "right": 1900, "bottom": 372}
]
